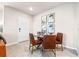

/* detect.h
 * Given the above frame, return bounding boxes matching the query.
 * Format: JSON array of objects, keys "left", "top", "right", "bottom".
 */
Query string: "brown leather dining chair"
[
  {"left": 29, "top": 33, "right": 42, "bottom": 53},
  {"left": 56, "top": 32, "right": 63, "bottom": 51},
  {"left": 0, "top": 35, "right": 6, "bottom": 57},
  {"left": 42, "top": 35, "right": 56, "bottom": 57}
]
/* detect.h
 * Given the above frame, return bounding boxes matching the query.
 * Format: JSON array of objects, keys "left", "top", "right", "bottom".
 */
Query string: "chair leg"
[
  {"left": 61, "top": 44, "right": 63, "bottom": 51},
  {"left": 41, "top": 47, "right": 44, "bottom": 52},
  {"left": 54, "top": 49, "right": 56, "bottom": 57},
  {"left": 29, "top": 44, "right": 31, "bottom": 50},
  {"left": 52, "top": 49, "right": 56, "bottom": 57},
  {"left": 31, "top": 45, "right": 33, "bottom": 54},
  {"left": 37, "top": 44, "right": 41, "bottom": 49}
]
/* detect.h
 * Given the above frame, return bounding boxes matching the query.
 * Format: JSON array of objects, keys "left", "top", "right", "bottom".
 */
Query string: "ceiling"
[{"left": 2, "top": 2, "right": 65, "bottom": 16}]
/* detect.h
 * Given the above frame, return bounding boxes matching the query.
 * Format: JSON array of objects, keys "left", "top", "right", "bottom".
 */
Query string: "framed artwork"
[
  {"left": 41, "top": 13, "right": 55, "bottom": 35},
  {"left": 41, "top": 15, "right": 47, "bottom": 35},
  {"left": 47, "top": 13, "right": 55, "bottom": 34}
]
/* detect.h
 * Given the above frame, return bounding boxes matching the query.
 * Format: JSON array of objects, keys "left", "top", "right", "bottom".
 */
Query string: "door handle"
[{"left": 19, "top": 28, "right": 21, "bottom": 32}]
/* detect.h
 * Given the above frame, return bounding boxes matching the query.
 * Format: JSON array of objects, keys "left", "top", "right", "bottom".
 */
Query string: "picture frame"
[{"left": 41, "top": 13, "right": 55, "bottom": 35}]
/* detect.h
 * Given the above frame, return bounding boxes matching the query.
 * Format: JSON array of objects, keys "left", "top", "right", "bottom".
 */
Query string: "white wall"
[
  {"left": 0, "top": 10, "right": 2, "bottom": 24},
  {"left": 55, "top": 3, "right": 75, "bottom": 49},
  {"left": 3, "top": 6, "right": 33, "bottom": 45},
  {"left": 0, "top": 10, "right": 3, "bottom": 27},
  {"left": 33, "top": 3, "right": 76, "bottom": 49},
  {"left": 75, "top": 3, "right": 79, "bottom": 56},
  {"left": 0, "top": 6, "right": 3, "bottom": 34}
]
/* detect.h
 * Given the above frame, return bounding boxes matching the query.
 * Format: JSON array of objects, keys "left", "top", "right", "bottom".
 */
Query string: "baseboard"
[
  {"left": 6, "top": 42, "right": 18, "bottom": 46},
  {"left": 64, "top": 45, "right": 77, "bottom": 50},
  {"left": 6, "top": 40, "right": 29, "bottom": 47},
  {"left": 18, "top": 40, "right": 29, "bottom": 43},
  {"left": 63, "top": 45, "right": 78, "bottom": 56}
]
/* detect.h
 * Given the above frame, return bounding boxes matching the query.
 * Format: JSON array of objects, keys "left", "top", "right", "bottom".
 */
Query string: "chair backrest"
[
  {"left": 0, "top": 44, "right": 6, "bottom": 57},
  {"left": 0, "top": 36, "right": 6, "bottom": 57},
  {"left": 42, "top": 35, "right": 56, "bottom": 49},
  {"left": 29, "top": 33, "right": 34, "bottom": 44},
  {"left": 56, "top": 32, "right": 63, "bottom": 43}
]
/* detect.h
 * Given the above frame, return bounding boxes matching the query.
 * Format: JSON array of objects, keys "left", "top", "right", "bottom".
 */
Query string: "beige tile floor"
[{"left": 6, "top": 41, "right": 78, "bottom": 57}]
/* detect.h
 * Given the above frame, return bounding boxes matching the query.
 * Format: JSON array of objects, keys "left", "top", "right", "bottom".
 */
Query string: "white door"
[{"left": 18, "top": 16, "right": 29, "bottom": 42}]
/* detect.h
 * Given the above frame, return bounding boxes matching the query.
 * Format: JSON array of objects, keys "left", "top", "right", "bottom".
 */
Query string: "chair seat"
[
  {"left": 32, "top": 40, "right": 42, "bottom": 46},
  {"left": 56, "top": 41, "right": 61, "bottom": 44}
]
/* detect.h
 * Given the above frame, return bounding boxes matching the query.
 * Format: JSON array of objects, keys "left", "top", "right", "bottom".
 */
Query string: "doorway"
[{"left": 18, "top": 16, "right": 29, "bottom": 42}]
